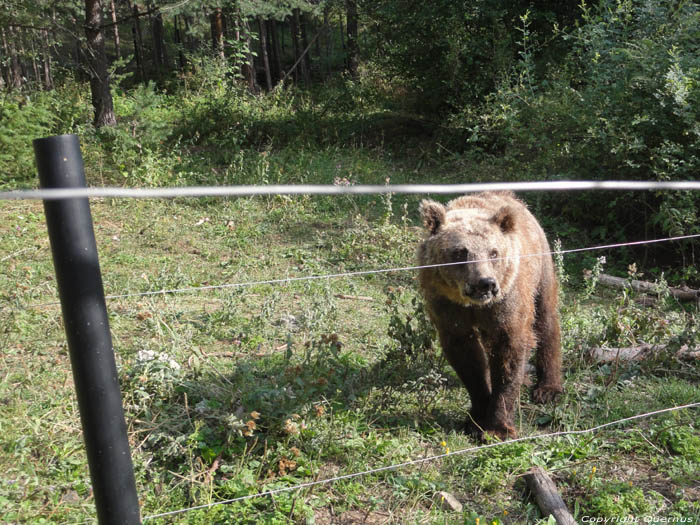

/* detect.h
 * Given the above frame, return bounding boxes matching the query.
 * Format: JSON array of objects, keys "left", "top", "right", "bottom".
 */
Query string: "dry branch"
[
  {"left": 524, "top": 467, "right": 576, "bottom": 525},
  {"left": 598, "top": 273, "right": 699, "bottom": 302},
  {"left": 588, "top": 344, "right": 700, "bottom": 363},
  {"left": 334, "top": 294, "right": 374, "bottom": 301}
]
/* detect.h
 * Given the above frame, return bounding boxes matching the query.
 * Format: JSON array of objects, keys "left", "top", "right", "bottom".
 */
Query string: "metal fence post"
[{"left": 34, "top": 134, "right": 141, "bottom": 524}]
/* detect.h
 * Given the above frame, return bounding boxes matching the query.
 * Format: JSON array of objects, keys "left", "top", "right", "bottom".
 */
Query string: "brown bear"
[{"left": 417, "top": 191, "right": 562, "bottom": 439}]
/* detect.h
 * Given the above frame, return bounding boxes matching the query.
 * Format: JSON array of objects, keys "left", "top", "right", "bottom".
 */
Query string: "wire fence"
[
  {"left": 4, "top": 179, "right": 700, "bottom": 521},
  {"left": 2, "top": 179, "right": 700, "bottom": 201},
  {"left": 18, "top": 233, "right": 700, "bottom": 309},
  {"left": 142, "top": 402, "right": 700, "bottom": 521}
]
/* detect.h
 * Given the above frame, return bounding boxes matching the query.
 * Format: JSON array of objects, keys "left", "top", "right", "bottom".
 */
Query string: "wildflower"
[
  {"left": 250, "top": 411, "right": 260, "bottom": 420},
  {"left": 284, "top": 419, "right": 299, "bottom": 435}
]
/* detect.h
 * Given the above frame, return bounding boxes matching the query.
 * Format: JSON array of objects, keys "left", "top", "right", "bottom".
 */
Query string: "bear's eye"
[
  {"left": 450, "top": 247, "right": 470, "bottom": 261},
  {"left": 489, "top": 249, "right": 499, "bottom": 259}
]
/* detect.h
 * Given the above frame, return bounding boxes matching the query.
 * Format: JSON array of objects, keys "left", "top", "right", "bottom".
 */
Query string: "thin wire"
[
  {"left": 2, "top": 180, "right": 700, "bottom": 200},
  {"left": 142, "top": 402, "right": 700, "bottom": 520},
  {"left": 25, "top": 232, "right": 700, "bottom": 308}
]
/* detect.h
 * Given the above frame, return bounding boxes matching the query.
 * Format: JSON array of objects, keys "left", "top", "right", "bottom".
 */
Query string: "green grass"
[
  {"left": 1, "top": 78, "right": 699, "bottom": 523},
  {"left": 1, "top": 188, "right": 698, "bottom": 524}
]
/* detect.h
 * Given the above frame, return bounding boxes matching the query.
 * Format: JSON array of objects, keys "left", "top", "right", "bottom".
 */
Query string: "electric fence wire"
[
  {"left": 142, "top": 402, "right": 700, "bottom": 520},
  {"left": 1, "top": 179, "right": 700, "bottom": 201},
  {"left": 21, "top": 232, "right": 700, "bottom": 308}
]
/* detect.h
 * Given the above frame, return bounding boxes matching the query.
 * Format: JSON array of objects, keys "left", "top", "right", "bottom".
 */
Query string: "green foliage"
[{"left": 459, "top": 0, "right": 700, "bottom": 253}]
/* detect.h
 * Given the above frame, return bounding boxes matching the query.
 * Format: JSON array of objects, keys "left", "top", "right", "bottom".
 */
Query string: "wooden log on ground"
[
  {"left": 524, "top": 467, "right": 576, "bottom": 525},
  {"left": 587, "top": 344, "right": 700, "bottom": 363},
  {"left": 598, "top": 274, "right": 699, "bottom": 302}
]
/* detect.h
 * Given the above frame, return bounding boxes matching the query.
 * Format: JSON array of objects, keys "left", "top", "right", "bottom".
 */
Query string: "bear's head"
[{"left": 419, "top": 199, "right": 520, "bottom": 306}]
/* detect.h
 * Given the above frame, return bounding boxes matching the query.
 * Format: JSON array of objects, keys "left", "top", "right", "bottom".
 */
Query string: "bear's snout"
[
  {"left": 473, "top": 277, "right": 499, "bottom": 299},
  {"left": 476, "top": 277, "right": 498, "bottom": 296},
  {"left": 462, "top": 276, "right": 499, "bottom": 303}
]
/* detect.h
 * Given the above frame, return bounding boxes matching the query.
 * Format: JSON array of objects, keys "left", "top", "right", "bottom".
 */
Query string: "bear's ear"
[
  {"left": 419, "top": 200, "right": 446, "bottom": 235},
  {"left": 493, "top": 206, "right": 516, "bottom": 233}
]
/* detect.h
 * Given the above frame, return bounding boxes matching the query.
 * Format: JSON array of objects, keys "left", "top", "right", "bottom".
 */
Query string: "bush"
[
  {"left": 455, "top": 0, "right": 700, "bottom": 272},
  {"left": 0, "top": 83, "right": 91, "bottom": 187}
]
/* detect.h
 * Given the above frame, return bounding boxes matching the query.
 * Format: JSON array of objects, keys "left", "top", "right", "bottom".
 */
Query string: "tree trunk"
[
  {"left": 240, "top": 19, "right": 257, "bottom": 93},
  {"left": 42, "top": 29, "right": 54, "bottom": 90},
  {"left": 258, "top": 16, "right": 272, "bottom": 90},
  {"left": 588, "top": 344, "right": 700, "bottom": 364},
  {"left": 210, "top": 8, "right": 225, "bottom": 60},
  {"left": 0, "top": 28, "right": 9, "bottom": 89},
  {"left": 109, "top": 0, "right": 121, "bottom": 59},
  {"left": 6, "top": 26, "right": 23, "bottom": 89},
  {"left": 346, "top": 0, "right": 358, "bottom": 77},
  {"left": 292, "top": 9, "right": 309, "bottom": 85},
  {"left": 323, "top": 7, "right": 331, "bottom": 77},
  {"left": 267, "top": 20, "right": 282, "bottom": 82},
  {"left": 130, "top": 2, "right": 146, "bottom": 82},
  {"left": 289, "top": 14, "right": 299, "bottom": 83},
  {"left": 173, "top": 16, "right": 186, "bottom": 70},
  {"left": 27, "top": 30, "right": 42, "bottom": 87},
  {"left": 597, "top": 274, "right": 699, "bottom": 302},
  {"left": 151, "top": 10, "right": 167, "bottom": 69},
  {"left": 300, "top": 11, "right": 311, "bottom": 82},
  {"left": 184, "top": 16, "right": 195, "bottom": 52},
  {"left": 524, "top": 467, "right": 577, "bottom": 525},
  {"left": 85, "top": 0, "right": 117, "bottom": 127}
]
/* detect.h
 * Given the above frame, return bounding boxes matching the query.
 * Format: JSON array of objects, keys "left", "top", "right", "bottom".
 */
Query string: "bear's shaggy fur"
[{"left": 417, "top": 191, "right": 562, "bottom": 439}]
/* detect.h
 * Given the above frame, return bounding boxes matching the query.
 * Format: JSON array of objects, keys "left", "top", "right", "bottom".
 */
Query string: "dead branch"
[
  {"left": 524, "top": 467, "right": 576, "bottom": 525},
  {"left": 587, "top": 344, "right": 700, "bottom": 363},
  {"left": 334, "top": 294, "right": 374, "bottom": 301},
  {"left": 598, "top": 274, "right": 699, "bottom": 302}
]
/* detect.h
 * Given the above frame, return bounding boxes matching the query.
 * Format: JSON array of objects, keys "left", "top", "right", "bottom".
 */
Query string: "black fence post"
[{"left": 34, "top": 134, "right": 141, "bottom": 524}]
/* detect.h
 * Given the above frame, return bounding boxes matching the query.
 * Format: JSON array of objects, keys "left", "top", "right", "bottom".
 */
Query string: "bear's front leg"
[
  {"left": 483, "top": 330, "right": 531, "bottom": 440},
  {"left": 438, "top": 329, "right": 492, "bottom": 435}
]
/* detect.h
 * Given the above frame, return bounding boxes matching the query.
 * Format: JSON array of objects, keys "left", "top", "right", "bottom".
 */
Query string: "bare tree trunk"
[
  {"left": 239, "top": 19, "right": 257, "bottom": 93},
  {"left": 151, "top": 10, "right": 167, "bottom": 69},
  {"left": 42, "top": 29, "right": 54, "bottom": 90},
  {"left": 109, "top": 0, "right": 121, "bottom": 59},
  {"left": 323, "top": 7, "right": 331, "bottom": 77},
  {"left": 210, "top": 8, "right": 225, "bottom": 60},
  {"left": 267, "top": 19, "right": 282, "bottom": 82},
  {"left": 130, "top": 2, "right": 146, "bottom": 81},
  {"left": 597, "top": 274, "right": 699, "bottom": 302},
  {"left": 257, "top": 16, "right": 272, "bottom": 90},
  {"left": 292, "top": 9, "right": 309, "bottom": 85},
  {"left": 85, "top": 0, "right": 117, "bottom": 127},
  {"left": 300, "top": 11, "right": 311, "bottom": 82},
  {"left": 25, "top": 29, "right": 41, "bottom": 87},
  {"left": 6, "top": 26, "right": 23, "bottom": 89},
  {"left": 0, "top": 28, "right": 9, "bottom": 89},
  {"left": 346, "top": 0, "right": 358, "bottom": 77},
  {"left": 524, "top": 467, "right": 577, "bottom": 525},
  {"left": 289, "top": 14, "right": 299, "bottom": 83},
  {"left": 173, "top": 16, "right": 186, "bottom": 70}
]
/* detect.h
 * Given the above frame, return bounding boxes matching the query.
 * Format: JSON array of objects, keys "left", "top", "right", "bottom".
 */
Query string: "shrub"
[{"left": 456, "top": 0, "right": 700, "bottom": 270}]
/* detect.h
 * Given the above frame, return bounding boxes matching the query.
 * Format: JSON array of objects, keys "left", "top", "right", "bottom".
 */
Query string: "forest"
[{"left": 1, "top": 0, "right": 700, "bottom": 523}]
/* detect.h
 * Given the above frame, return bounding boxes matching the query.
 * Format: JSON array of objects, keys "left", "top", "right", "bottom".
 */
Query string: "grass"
[
  {"left": 1, "top": 187, "right": 699, "bottom": 524},
  {"left": 1, "top": 79, "right": 699, "bottom": 523}
]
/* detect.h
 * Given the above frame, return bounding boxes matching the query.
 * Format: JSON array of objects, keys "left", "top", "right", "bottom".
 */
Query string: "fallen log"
[
  {"left": 588, "top": 344, "right": 700, "bottom": 363},
  {"left": 524, "top": 467, "right": 576, "bottom": 525},
  {"left": 598, "top": 274, "right": 699, "bottom": 302}
]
